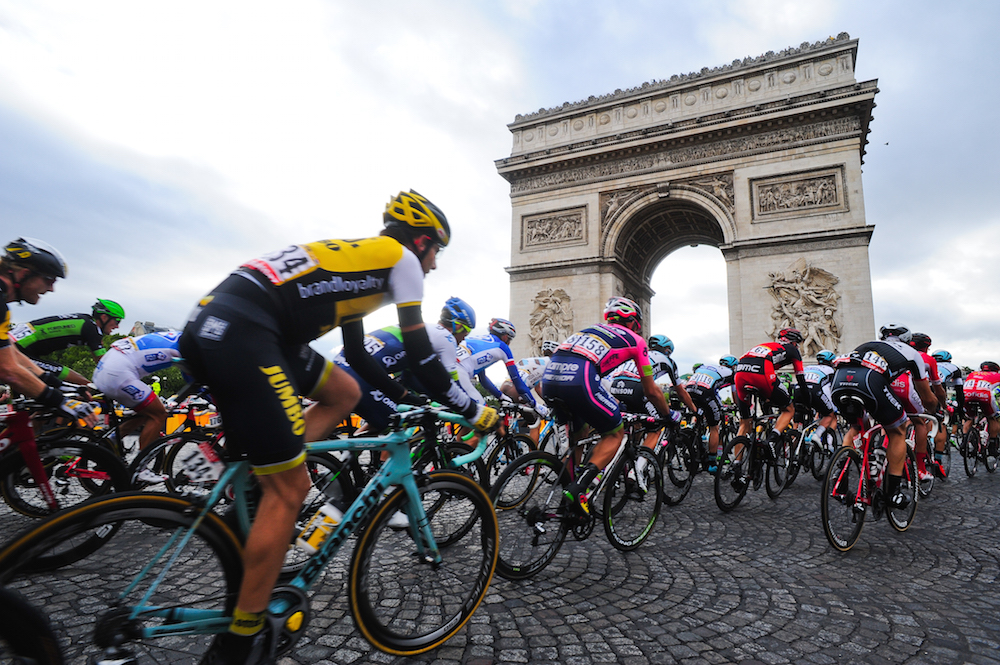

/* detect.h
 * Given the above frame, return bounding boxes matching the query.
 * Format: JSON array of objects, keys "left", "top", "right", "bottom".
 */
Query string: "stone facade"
[{"left": 498, "top": 33, "right": 877, "bottom": 360}]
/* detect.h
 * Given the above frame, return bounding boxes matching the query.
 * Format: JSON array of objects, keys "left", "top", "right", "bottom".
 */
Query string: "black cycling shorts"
[
  {"left": 687, "top": 386, "right": 722, "bottom": 426},
  {"left": 179, "top": 275, "right": 332, "bottom": 474},
  {"left": 830, "top": 366, "right": 907, "bottom": 431}
]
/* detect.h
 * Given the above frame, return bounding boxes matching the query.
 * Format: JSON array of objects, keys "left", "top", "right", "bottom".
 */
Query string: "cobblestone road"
[{"left": 3, "top": 461, "right": 999, "bottom": 665}]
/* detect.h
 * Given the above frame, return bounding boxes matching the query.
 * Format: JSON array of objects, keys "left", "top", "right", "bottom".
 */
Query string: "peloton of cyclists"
[
  {"left": 540, "top": 296, "right": 673, "bottom": 514},
  {"left": 961, "top": 360, "right": 1000, "bottom": 454},
  {"left": 683, "top": 355, "right": 737, "bottom": 473}
]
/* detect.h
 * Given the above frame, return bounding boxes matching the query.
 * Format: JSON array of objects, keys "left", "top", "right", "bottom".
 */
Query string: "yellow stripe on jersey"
[{"left": 305, "top": 237, "right": 404, "bottom": 273}]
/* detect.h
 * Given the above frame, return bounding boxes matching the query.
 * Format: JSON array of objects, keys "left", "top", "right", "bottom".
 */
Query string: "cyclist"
[
  {"left": 540, "top": 296, "right": 672, "bottom": 513},
  {"left": 961, "top": 361, "right": 1000, "bottom": 454},
  {"left": 683, "top": 354, "right": 737, "bottom": 473},
  {"left": 179, "top": 190, "right": 498, "bottom": 665},
  {"left": 830, "top": 324, "right": 938, "bottom": 510},
  {"left": 932, "top": 349, "right": 963, "bottom": 444},
  {"left": 91, "top": 329, "right": 181, "bottom": 457},
  {"left": 457, "top": 318, "right": 547, "bottom": 418},
  {"left": 732, "top": 328, "right": 811, "bottom": 459},
  {"left": 0, "top": 238, "right": 97, "bottom": 426},
  {"left": 797, "top": 349, "right": 839, "bottom": 449},
  {"left": 331, "top": 297, "right": 480, "bottom": 435},
  {"left": 499, "top": 339, "right": 558, "bottom": 443},
  {"left": 907, "top": 332, "right": 949, "bottom": 478},
  {"left": 606, "top": 334, "right": 695, "bottom": 459}
]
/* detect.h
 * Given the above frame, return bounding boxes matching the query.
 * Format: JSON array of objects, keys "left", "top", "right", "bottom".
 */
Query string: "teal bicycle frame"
[{"left": 125, "top": 405, "right": 483, "bottom": 639}]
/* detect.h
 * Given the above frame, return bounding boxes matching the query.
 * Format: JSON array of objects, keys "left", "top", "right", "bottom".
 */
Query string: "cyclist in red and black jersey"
[
  {"left": 733, "top": 328, "right": 810, "bottom": 459},
  {"left": 907, "top": 332, "right": 949, "bottom": 479},
  {"left": 0, "top": 238, "right": 97, "bottom": 426}
]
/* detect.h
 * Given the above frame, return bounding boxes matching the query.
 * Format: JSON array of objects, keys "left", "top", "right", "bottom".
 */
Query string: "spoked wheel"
[
  {"left": 810, "top": 430, "right": 837, "bottom": 480},
  {"left": 765, "top": 432, "right": 792, "bottom": 499},
  {"left": 984, "top": 435, "right": 999, "bottom": 473},
  {"left": 963, "top": 429, "right": 980, "bottom": 477},
  {"left": 489, "top": 452, "right": 568, "bottom": 580},
  {"left": 485, "top": 434, "right": 535, "bottom": 490},
  {"left": 887, "top": 451, "right": 918, "bottom": 531},
  {"left": 602, "top": 448, "right": 662, "bottom": 551},
  {"left": 715, "top": 436, "right": 751, "bottom": 512},
  {"left": 349, "top": 471, "right": 498, "bottom": 656},
  {"left": 821, "top": 447, "right": 865, "bottom": 551},
  {"left": 0, "top": 586, "right": 64, "bottom": 665},
  {"left": 661, "top": 435, "right": 694, "bottom": 506}
]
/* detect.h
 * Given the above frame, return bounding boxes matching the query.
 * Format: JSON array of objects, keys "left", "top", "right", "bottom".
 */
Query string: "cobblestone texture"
[{"left": 4, "top": 465, "right": 999, "bottom": 664}]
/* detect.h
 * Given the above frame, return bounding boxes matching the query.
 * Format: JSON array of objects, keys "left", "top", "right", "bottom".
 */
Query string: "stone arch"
[{"left": 499, "top": 34, "right": 878, "bottom": 359}]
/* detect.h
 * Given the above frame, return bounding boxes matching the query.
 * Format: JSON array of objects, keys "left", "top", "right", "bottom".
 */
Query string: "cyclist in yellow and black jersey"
[{"left": 180, "top": 191, "right": 499, "bottom": 665}]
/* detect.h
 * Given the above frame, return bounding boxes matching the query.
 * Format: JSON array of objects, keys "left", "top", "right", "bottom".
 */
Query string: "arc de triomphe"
[{"left": 497, "top": 33, "right": 877, "bottom": 361}]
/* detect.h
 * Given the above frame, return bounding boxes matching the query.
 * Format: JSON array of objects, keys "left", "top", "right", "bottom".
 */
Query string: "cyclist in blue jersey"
[
  {"left": 797, "top": 349, "right": 839, "bottom": 449},
  {"left": 457, "top": 318, "right": 548, "bottom": 418},
  {"left": 684, "top": 355, "right": 737, "bottom": 473},
  {"left": 92, "top": 330, "right": 182, "bottom": 454}
]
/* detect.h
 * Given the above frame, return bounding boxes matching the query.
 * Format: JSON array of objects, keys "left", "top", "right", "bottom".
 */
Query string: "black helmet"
[
  {"left": 908, "top": 332, "right": 932, "bottom": 352},
  {"left": 383, "top": 190, "right": 450, "bottom": 248},
  {"left": 981, "top": 361, "right": 1000, "bottom": 372},
  {"left": 4, "top": 237, "right": 67, "bottom": 279},
  {"left": 778, "top": 328, "right": 803, "bottom": 344}
]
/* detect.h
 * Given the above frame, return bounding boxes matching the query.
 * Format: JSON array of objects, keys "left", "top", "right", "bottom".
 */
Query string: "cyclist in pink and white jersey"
[{"left": 541, "top": 296, "right": 672, "bottom": 513}]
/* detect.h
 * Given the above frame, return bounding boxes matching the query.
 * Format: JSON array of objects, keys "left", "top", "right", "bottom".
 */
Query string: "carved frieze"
[
  {"left": 599, "top": 186, "right": 656, "bottom": 234},
  {"left": 521, "top": 207, "right": 587, "bottom": 251},
  {"left": 528, "top": 289, "right": 575, "bottom": 353},
  {"left": 511, "top": 117, "right": 861, "bottom": 194},
  {"left": 752, "top": 166, "right": 847, "bottom": 221},
  {"left": 765, "top": 258, "right": 842, "bottom": 355},
  {"left": 679, "top": 172, "right": 735, "bottom": 213}
]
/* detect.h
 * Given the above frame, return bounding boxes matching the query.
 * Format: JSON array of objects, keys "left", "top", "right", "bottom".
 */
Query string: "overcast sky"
[{"left": 1, "top": 0, "right": 997, "bottom": 377}]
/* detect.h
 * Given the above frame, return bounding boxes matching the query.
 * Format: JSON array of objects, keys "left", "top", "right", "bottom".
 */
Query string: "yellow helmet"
[{"left": 383, "top": 190, "right": 450, "bottom": 248}]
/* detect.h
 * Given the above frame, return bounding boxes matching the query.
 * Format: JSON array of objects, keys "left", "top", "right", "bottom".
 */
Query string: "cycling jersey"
[
  {"left": 833, "top": 338, "right": 927, "bottom": 381},
  {"left": 179, "top": 235, "right": 430, "bottom": 474},
  {"left": 801, "top": 364, "right": 836, "bottom": 416},
  {"left": 733, "top": 341, "right": 804, "bottom": 417},
  {"left": 830, "top": 338, "right": 928, "bottom": 430},
  {"left": 963, "top": 371, "right": 1000, "bottom": 418},
  {"left": 0, "top": 280, "right": 10, "bottom": 349},
  {"left": 889, "top": 372, "right": 923, "bottom": 415},
  {"left": 556, "top": 323, "right": 653, "bottom": 377},
  {"left": 918, "top": 352, "right": 941, "bottom": 385},
  {"left": 937, "top": 361, "right": 962, "bottom": 387},
  {"left": 333, "top": 323, "right": 475, "bottom": 430},
  {"left": 457, "top": 333, "right": 536, "bottom": 407},
  {"left": 513, "top": 356, "right": 549, "bottom": 389},
  {"left": 684, "top": 364, "right": 734, "bottom": 427},
  {"left": 93, "top": 331, "right": 181, "bottom": 411},
  {"left": 11, "top": 313, "right": 107, "bottom": 358}
]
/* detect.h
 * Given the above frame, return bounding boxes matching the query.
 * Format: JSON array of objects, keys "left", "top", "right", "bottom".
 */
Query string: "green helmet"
[{"left": 93, "top": 299, "right": 125, "bottom": 320}]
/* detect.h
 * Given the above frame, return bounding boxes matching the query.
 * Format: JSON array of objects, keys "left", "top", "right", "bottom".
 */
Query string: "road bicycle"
[
  {"left": 0, "top": 404, "right": 498, "bottom": 662},
  {"left": 821, "top": 404, "right": 919, "bottom": 551},
  {"left": 907, "top": 412, "right": 941, "bottom": 498},
  {"left": 713, "top": 388, "right": 793, "bottom": 512},
  {"left": 0, "top": 396, "right": 131, "bottom": 519},
  {"left": 653, "top": 412, "right": 712, "bottom": 506},
  {"left": 482, "top": 403, "right": 537, "bottom": 489},
  {"left": 489, "top": 412, "right": 663, "bottom": 580},
  {"left": 961, "top": 404, "right": 998, "bottom": 476}
]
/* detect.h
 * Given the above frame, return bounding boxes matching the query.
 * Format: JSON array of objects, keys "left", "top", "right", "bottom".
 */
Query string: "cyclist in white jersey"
[
  {"left": 92, "top": 330, "right": 181, "bottom": 453},
  {"left": 456, "top": 318, "right": 548, "bottom": 417},
  {"left": 500, "top": 340, "right": 558, "bottom": 442}
]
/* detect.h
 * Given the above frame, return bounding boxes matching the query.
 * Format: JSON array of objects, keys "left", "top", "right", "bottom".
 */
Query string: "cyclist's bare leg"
[
  {"left": 587, "top": 428, "right": 625, "bottom": 470},
  {"left": 303, "top": 364, "right": 362, "bottom": 443},
  {"left": 884, "top": 424, "right": 909, "bottom": 476},
  {"left": 137, "top": 398, "right": 169, "bottom": 450},
  {"left": 774, "top": 403, "right": 795, "bottom": 434}
]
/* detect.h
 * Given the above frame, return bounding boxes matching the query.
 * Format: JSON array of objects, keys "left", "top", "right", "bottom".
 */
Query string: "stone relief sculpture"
[
  {"left": 757, "top": 174, "right": 837, "bottom": 213},
  {"left": 528, "top": 289, "right": 575, "bottom": 354},
  {"left": 523, "top": 211, "right": 585, "bottom": 247},
  {"left": 765, "top": 258, "right": 842, "bottom": 355}
]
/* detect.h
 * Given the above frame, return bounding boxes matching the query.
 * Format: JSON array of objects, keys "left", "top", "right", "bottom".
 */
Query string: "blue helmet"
[
  {"left": 816, "top": 350, "right": 836, "bottom": 366},
  {"left": 441, "top": 297, "right": 476, "bottom": 333},
  {"left": 719, "top": 355, "right": 738, "bottom": 369},
  {"left": 648, "top": 334, "right": 674, "bottom": 355},
  {"left": 931, "top": 349, "right": 952, "bottom": 363}
]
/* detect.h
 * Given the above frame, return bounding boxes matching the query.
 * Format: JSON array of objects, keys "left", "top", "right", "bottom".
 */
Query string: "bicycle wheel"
[
  {"left": 888, "top": 451, "right": 918, "bottom": 531},
  {"left": 821, "top": 446, "right": 864, "bottom": 551},
  {"left": 661, "top": 433, "right": 694, "bottom": 506},
  {"left": 810, "top": 429, "right": 837, "bottom": 480},
  {"left": 129, "top": 432, "right": 227, "bottom": 494},
  {"left": 963, "top": 429, "right": 980, "bottom": 477},
  {"left": 0, "top": 492, "right": 243, "bottom": 664},
  {"left": 0, "top": 439, "right": 131, "bottom": 518},
  {"left": 349, "top": 471, "right": 498, "bottom": 656},
  {"left": 765, "top": 432, "right": 792, "bottom": 499},
  {"left": 489, "top": 451, "right": 568, "bottom": 580},
  {"left": 984, "top": 435, "right": 998, "bottom": 473},
  {"left": 715, "top": 436, "right": 751, "bottom": 512},
  {"left": 0, "top": 586, "right": 64, "bottom": 665},
  {"left": 484, "top": 434, "right": 535, "bottom": 489},
  {"left": 602, "top": 447, "right": 662, "bottom": 551}
]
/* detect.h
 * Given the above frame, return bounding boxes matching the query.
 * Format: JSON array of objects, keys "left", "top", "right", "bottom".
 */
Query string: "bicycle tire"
[
  {"left": 489, "top": 451, "right": 568, "bottom": 580},
  {"left": 963, "top": 429, "right": 979, "bottom": 477},
  {"left": 984, "top": 435, "right": 998, "bottom": 473},
  {"left": 888, "top": 450, "right": 918, "bottom": 531},
  {"left": 821, "top": 446, "right": 864, "bottom": 551},
  {"left": 349, "top": 471, "right": 498, "bottom": 656},
  {"left": 485, "top": 434, "right": 535, "bottom": 489},
  {"left": 810, "top": 429, "right": 836, "bottom": 481},
  {"left": 940, "top": 436, "right": 952, "bottom": 476},
  {"left": 715, "top": 436, "right": 751, "bottom": 512},
  {"left": 0, "top": 586, "right": 64, "bottom": 665},
  {"left": 765, "top": 432, "right": 792, "bottom": 499},
  {"left": 0, "top": 492, "right": 243, "bottom": 663},
  {"left": 602, "top": 447, "right": 662, "bottom": 551},
  {"left": 128, "top": 432, "right": 226, "bottom": 494},
  {"left": 661, "top": 437, "right": 694, "bottom": 506},
  {"left": 0, "top": 438, "right": 132, "bottom": 519}
]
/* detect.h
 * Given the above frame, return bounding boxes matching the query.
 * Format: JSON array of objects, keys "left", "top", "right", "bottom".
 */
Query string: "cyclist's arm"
[
  {"left": 0, "top": 343, "right": 47, "bottom": 396},
  {"left": 665, "top": 365, "right": 697, "bottom": 413},
  {"left": 476, "top": 368, "right": 503, "bottom": 401},
  {"left": 342, "top": 318, "right": 407, "bottom": 402},
  {"left": 639, "top": 371, "right": 671, "bottom": 418},
  {"left": 503, "top": 359, "right": 537, "bottom": 406},
  {"left": 914, "top": 377, "right": 938, "bottom": 413},
  {"left": 399, "top": 304, "right": 477, "bottom": 418}
]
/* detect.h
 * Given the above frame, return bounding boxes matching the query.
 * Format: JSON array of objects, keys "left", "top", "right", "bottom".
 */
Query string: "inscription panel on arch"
[
  {"left": 751, "top": 165, "right": 848, "bottom": 222},
  {"left": 521, "top": 207, "right": 588, "bottom": 251}
]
